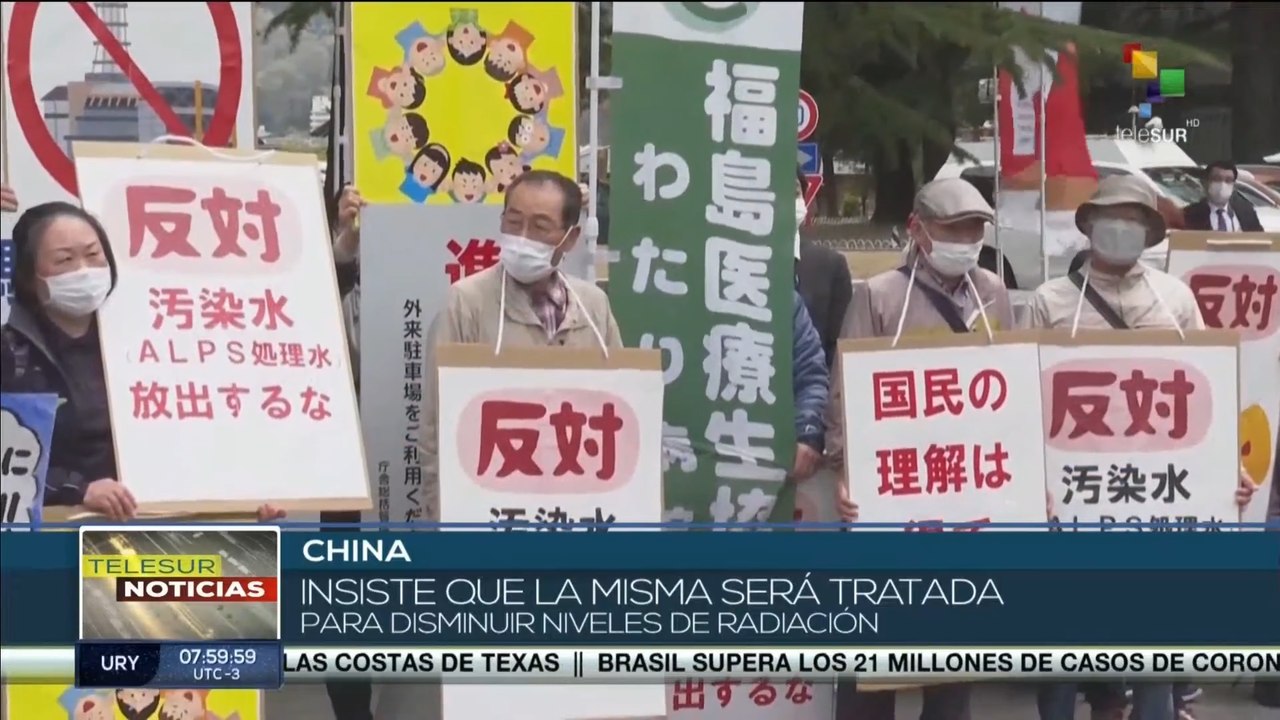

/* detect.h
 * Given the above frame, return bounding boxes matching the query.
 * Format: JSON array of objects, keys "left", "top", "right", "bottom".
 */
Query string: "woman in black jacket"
[
  {"left": 1, "top": 202, "right": 282, "bottom": 521},
  {"left": 1, "top": 202, "right": 136, "bottom": 519}
]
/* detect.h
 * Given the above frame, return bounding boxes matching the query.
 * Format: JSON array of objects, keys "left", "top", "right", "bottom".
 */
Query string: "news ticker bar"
[{"left": 3, "top": 647, "right": 1277, "bottom": 685}]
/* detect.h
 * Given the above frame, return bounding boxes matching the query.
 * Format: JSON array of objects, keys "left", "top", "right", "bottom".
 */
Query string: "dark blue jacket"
[
  {"left": 793, "top": 290, "right": 829, "bottom": 451},
  {"left": 1, "top": 305, "right": 116, "bottom": 506}
]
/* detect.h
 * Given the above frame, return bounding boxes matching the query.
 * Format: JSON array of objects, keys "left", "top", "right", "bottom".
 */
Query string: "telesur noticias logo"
[{"left": 1115, "top": 41, "right": 1197, "bottom": 144}]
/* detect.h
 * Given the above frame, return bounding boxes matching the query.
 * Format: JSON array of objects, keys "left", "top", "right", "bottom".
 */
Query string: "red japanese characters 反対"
[
  {"left": 1185, "top": 266, "right": 1278, "bottom": 341},
  {"left": 1044, "top": 360, "right": 1213, "bottom": 452},
  {"left": 126, "top": 184, "right": 295, "bottom": 266},
  {"left": 456, "top": 389, "right": 644, "bottom": 493}
]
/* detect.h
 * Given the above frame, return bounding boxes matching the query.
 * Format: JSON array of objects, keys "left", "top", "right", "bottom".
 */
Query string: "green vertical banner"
[{"left": 610, "top": 3, "right": 803, "bottom": 524}]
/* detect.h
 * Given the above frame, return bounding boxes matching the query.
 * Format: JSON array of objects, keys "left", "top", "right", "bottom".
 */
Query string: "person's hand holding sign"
[
  {"left": 1, "top": 184, "right": 18, "bottom": 213},
  {"left": 1236, "top": 465, "right": 1256, "bottom": 513},
  {"left": 83, "top": 479, "right": 137, "bottom": 521},
  {"left": 836, "top": 481, "right": 859, "bottom": 523},
  {"left": 257, "top": 504, "right": 287, "bottom": 522},
  {"left": 792, "top": 444, "right": 820, "bottom": 481},
  {"left": 333, "top": 185, "right": 366, "bottom": 263}
]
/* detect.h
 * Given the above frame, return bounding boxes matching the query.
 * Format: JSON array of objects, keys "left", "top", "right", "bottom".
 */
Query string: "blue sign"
[
  {"left": 1, "top": 393, "right": 60, "bottom": 528},
  {"left": 798, "top": 142, "right": 821, "bottom": 175}
]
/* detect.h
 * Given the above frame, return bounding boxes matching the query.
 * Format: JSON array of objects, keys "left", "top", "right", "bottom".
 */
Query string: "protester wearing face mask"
[
  {"left": 0, "top": 202, "right": 136, "bottom": 520},
  {"left": 0, "top": 202, "right": 286, "bottom": 524},
  {"left": 1031, "top": 175, "right": 1256, "bottom": 720},
  {"left": 793, "top": 165, "right": 852, "bottom": 370},
  {"left": 1182, "top": 160, "right": 1263, "bottom": 233},
  {"left": 1031, "top": 176, "right": 1204, "bottom": 332},
  {"left": 418, "top": 170, "right": 622, "bottom": 516},
  {"left": 824, "top": 178, "right": 1012, "bottom": 720}
]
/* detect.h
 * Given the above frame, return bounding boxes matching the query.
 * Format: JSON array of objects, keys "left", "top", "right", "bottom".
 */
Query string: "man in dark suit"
[
  {"left": 1182, "top": 160, "right": 1264, "bottom": 232},
  {"left": 793, "top": 166, "right": 852, "bottom": 369}
]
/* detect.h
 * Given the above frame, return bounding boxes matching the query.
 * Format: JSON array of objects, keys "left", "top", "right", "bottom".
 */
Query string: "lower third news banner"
[
  {"left": 75, "top": 526, "right": 284, "bottom": 689},
  {"left": 273, "top": 647, "right": 1280, "bottom": 683}
]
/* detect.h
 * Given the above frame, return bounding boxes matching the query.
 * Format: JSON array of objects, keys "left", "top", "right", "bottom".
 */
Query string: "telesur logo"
[
  {"left": 1114, "top": 126, "right": 1189, "bottom": 144},
  {"left": 1117, "top": 41, "right": 1194, "bottom": 144}
]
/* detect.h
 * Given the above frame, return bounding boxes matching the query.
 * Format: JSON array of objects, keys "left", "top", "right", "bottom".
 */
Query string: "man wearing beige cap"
[
  {"left": 826, "top": 178, "right": 1013, "bottom": 720},
  {"left": 1032, "top": 175, "right": 1257, "bottom": 720}
]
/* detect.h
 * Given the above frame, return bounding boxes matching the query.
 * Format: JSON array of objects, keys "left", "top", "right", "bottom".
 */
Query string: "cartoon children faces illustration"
[
  {"left": 372, "top": 110, "right": 430, "bottom": 161},
  {"left": 116, "top": 688, "right": 161, "bottom": 720},
  {"left": 504, "top": 68, "right": 564, "bottom": 116},
  {"left": 401, "top": 143, "right": 453, "bottom": 203},
  {"left": 367, "top": 65, "right": 426, "bottom": 110},
  {"left": 158, "top": 689, "right": 212, "bottom": 720},
  {"left": 396, "top": 22, "right": 447, "bottom": 77},
  {"left": 484, "top": 21, "right": 535, "bottom": 82},
  {"left": 450, "top": 159, "right": 488, "bottom": 204},
  {"left": 446, "top": 8, "right": 487, "bottom": 65},
  {"left": 507, "top": 114, "right": 566, "bottom": 161},
  {"left": 69, "top": 693, "right": 113, "bottom": 720},
  {"left": 57, "top": 687, "right": 233, "bottom": 720},
  {"left": 367, "top": 13, "right": 564, "bottom": 202},
  {"left": 484, "top": 143, "right": 529, "bottom": 194},
  {"left": 505, "top": 73, "right": 548, "bottom": 115}
]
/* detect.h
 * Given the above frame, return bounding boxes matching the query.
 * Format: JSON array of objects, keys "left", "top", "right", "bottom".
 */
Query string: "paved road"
[{"left": 264, "top": 682, "right": 1275, "bottom": 719}]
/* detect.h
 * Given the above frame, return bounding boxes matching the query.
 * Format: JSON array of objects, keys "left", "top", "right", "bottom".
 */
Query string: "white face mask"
[
  {"left": 923, "top": 233, "right": 982, "bottom": 277},
  {"left": 1090, "top": 217, "right": 1147, "bottom": 264},
  {"left": 42, "top": 266, "right": 112, "bottom": 317},
  {"left": 1207, "top": 181, "right": 1234, "bottom": 205},
  {"left": 499, "top": 232, "right": 564, "bottom": 283},
  {"left": 794, "top": 198, "right": 808, "bottom": 260}
]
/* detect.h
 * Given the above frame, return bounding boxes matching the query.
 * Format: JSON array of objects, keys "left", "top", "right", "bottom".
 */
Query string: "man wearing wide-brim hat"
[
  {"left": 1030, "top": 177, "right": 1260, "bottom": 720},
  {"left": 1030, "top": 175, "right": 1198, "bottom": 331}
]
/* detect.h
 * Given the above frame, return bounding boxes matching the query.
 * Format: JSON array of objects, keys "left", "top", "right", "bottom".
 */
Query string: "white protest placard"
[
  {"left": 435, "top": 345, "right": 665, "bottom": 529},
  {"left": 72, "top": 142, "right": 369, "bottom": 514},
  {"left": 838, "top": 333, "right": 1049, "bottom": 529},
  {"left": 1167, "top": 232, "right": 1280, "bottom": 523},
  {"left": 434, "top": 344, "right": 666, "bottom": 718},
  {"left": 668, "top": 679, "right": 835, "bottom": 719},
  {"left": 1040, "top": 329, "right": 1240, "bottom": 529}
]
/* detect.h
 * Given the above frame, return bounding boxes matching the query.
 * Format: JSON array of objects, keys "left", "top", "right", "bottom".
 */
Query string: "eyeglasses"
[{"left": 500, "top": 211, "right": 562, "bottom": 239}]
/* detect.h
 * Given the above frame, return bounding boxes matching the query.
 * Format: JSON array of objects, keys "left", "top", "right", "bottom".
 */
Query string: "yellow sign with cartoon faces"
[
  {"left": 1240, "top": 404, "right": 1273, "bottom": 489},
  {"left": 351, "top": 3, "right": 578, "bottom": 205},
  {"left": 4, "top": 686, "right": 260, "bottom": 720}
]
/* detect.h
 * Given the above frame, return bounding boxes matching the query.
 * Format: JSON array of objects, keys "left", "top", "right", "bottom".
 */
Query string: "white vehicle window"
[
  {"left": 1235, "top": 183, "right": 1277, "bottom": 209},
  {"left": 1143, "top": 167, "right": 1204, "bottom": 205}
]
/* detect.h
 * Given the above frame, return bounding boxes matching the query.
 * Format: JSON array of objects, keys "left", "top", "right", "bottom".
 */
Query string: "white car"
[{"left": 1234, "top": 169, "right": 1280, "bottom": 231}]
